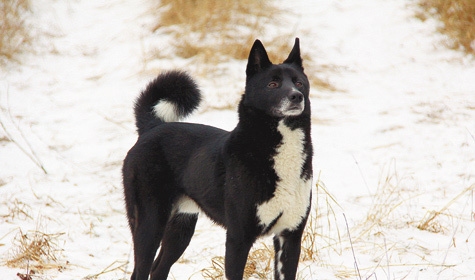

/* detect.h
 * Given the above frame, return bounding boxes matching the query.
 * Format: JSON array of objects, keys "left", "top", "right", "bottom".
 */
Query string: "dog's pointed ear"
[
  {"left": 283, "top": 38, "right": 303, "bottom": 69},
  {"left": 246, "top": 39, "right": 272, "bottom": 78}
]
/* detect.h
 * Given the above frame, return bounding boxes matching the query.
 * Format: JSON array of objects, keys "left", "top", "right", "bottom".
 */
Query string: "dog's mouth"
[
  {"left": 284, "top": 106, "right": 304, "bottom": 116},
  {"left": 273, "top": 102, "right": 304, "bottom": 117},
  {"left": 288, "top": 104, "right": 303, "bottom": 112}
]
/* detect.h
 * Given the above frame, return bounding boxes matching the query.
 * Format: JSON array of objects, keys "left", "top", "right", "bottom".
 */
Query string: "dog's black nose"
[{"left": 288, "top": 91, "right": 303, "bottom": 104}]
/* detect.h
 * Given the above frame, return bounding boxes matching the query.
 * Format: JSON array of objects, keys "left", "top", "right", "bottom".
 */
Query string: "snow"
[{"left": 1, "top": 0, "right": 474, "bottom": 279}]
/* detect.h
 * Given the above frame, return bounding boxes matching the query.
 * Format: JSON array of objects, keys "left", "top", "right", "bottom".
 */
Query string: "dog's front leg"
[
  {"left": 224, "top": 229, "right": 255, "bottom": 280},
  {"left": 273, "top": 223, "right": 306, "bottom": 280}
]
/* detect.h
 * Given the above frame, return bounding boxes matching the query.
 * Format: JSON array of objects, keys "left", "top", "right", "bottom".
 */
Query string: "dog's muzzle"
[{"left": 278, "top": 91, "right": 304, "bottom": 117}]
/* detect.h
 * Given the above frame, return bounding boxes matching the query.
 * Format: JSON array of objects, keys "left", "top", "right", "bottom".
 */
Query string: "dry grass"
[
  {"left": 418, "top": 0, "right": 475, "bottom": 54},
  {"left": 201, "top": 246, "right": 274, "bottom": 280},
  {"left": 299, "top": 212, "right": 321, "bottom": 263},
  {"left": 0, "top": 198, "right": 33, "bottom": 221},
  {"left": 418, "top": 183, "right": 475, "bottom": 233},
  {"left": 355, "top": 163, "right": 473, "bottom": 237},
  {"left": 3, "top": 227, "right": 66, "bottom": 275},
  {"left": 301, "top": 178, "right": 342, "bottom": 263},
  {"left": 155, "top": 0, "right": 280, "bottom": 62},
  {"left": 82, "top": 260, "right": 129, "bottom": 280},
  {"left": 354, "top": 164, "right": 419, "bottom": 240},
  {"left": 150, "top": 0, "right": 335, "bottom": 93},
  {"left": 0, "top": 0, "right": 32, "bottom": 64},
  {"left": 334, "top": 164, "right": 475, "bottom": 278},
  {"left": 200, "top": 256, "right": 225, "bottom": 279}
]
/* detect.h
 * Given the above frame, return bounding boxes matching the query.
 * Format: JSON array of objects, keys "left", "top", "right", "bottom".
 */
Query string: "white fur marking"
[
  {"left": 153, "top": 100, "right": 180, "bottom": 122},
  {"left": 257, "top": 120, "right": 312, "bottom": 235},
  {"left": 277, "top": 236, "right": 284, "bottom": 280},
  {"left": 176, "top": 196, "right": 201, "bottom": 214}
]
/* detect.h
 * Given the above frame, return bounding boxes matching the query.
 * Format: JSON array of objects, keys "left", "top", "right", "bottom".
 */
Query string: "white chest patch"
[{"left": 256, "top": 121, "right": 312, "bottom": 235}]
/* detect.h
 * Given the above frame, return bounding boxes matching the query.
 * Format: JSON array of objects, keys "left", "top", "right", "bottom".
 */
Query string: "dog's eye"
[
  {"left": 295, "top": 81, "right": 303, "bottom": 87},
  {"left": 267, "top": 82, "right": 279, "bottom": 88}
]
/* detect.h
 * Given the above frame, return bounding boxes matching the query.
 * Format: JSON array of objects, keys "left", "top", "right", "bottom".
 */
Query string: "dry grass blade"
[
  {"left": 418, "top": 183, "right": 475, "bottom": 232},
  {"left": 0, "top": 94, "right": 48, "bottom": 174},
  {"left": 343, "top": 213, "right": 362, "bottom": 280},
  {"left": 82, "top": 260, "right": 128, "bottom": 280},
  {"left": 418, "top": 0, "right": 475, "bottom": 54},
  {"left": 0, "top": 198, "right": 33, "bottom": 221},
  {"left": 201, "top": 256, "right": 225, "bottom": 279},
  {"left": 300, "top": 210, "right": 320, "bottom": 262}
]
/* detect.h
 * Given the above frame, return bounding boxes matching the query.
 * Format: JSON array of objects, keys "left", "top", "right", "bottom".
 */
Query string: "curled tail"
[{"left": 134, "top": 71, "right": 202, "bottom": 135}]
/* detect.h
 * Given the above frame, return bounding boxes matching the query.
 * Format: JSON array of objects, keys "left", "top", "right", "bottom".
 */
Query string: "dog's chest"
[{"left": 256, "top": 121, "right": 312, "bottom": 235}]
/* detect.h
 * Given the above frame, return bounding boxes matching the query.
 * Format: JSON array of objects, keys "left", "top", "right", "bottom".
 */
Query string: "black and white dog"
[{"left": 122, "top": 38, "right": 313, "bottom": 280}]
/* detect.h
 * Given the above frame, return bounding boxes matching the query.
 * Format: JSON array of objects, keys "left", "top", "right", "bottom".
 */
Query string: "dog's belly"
[{"left": 256, "top": 121, "right": 312, "bottom": 235}]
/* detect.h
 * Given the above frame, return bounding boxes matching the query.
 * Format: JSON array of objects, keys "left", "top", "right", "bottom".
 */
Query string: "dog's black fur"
[{"left": 123, "top": 38, "right": 313, "bottom": 280}]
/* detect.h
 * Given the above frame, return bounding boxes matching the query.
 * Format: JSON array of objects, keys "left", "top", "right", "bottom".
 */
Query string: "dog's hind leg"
[
  {"left": 130, "top": 203, "right": 170, "bottom": 280},
  {"left": 148, "top": 213, "right": 198, "bottom": 280}
]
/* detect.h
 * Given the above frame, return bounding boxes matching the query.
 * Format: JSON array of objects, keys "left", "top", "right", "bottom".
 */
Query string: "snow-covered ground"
[{"left": 1, "top": 0, "right": 474, "bottom": 279}]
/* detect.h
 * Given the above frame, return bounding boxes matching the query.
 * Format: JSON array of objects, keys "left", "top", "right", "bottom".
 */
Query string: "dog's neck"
[
  {"left": 230, "top": 99, "right": 311, "bottom": 153},
  {"left": 237, "top": 100, "right": 279, "bottom": 132},
  {"left": 236, "top": 97, "right": 311, "bottom": 131}
]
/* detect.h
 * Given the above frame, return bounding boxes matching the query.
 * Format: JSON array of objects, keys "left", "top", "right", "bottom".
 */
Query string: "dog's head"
[{"left": 243, "top": 38, "right": 310, "bottom": 119}]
